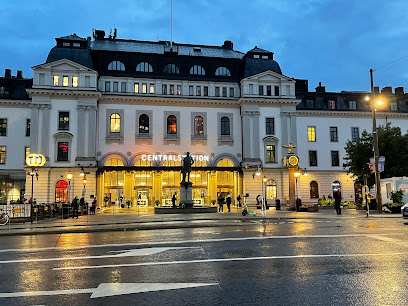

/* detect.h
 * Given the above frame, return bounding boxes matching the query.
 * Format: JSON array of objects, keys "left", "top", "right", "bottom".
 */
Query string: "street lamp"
[
  {"left": 27, "top": 168, "right": 38, "bottom": 223},
  {"left": 294, "top": 171, "right": 300, "bottom": 199},
  {"left": 67, "top": 171, "right": 72, "bottom": 204}
]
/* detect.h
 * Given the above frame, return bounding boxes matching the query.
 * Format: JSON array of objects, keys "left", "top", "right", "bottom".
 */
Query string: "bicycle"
[{"left": 0, "top": 209, "right": 10, "bottom": 226}]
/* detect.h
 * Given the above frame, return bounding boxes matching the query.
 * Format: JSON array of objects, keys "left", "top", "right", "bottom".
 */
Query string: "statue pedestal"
[{"left": 179, "top": 182, "right": 194, "bottom": 208}]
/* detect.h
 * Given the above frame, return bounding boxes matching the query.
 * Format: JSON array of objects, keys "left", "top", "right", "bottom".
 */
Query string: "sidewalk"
[{"left": 0, "top": 206, "right": 402, "bottom": 236}]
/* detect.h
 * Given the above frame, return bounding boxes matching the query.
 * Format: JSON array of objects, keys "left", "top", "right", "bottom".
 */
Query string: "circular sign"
[
  {"left": 288, "top": 156, "right": 299, "bottom": 166},
  {"left": 26, "top": 154, "right": 46, "bottom": 167}
]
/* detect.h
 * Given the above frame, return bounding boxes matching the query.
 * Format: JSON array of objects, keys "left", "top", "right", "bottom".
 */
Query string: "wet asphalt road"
[{"left": 0, "top": 217, "right": 408, "bottom": 305}]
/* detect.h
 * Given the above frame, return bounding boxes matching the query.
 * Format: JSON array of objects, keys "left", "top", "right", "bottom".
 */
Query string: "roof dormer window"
[
  {"left": 190, "top": 65, "right": 205, "bottom": 75},
  {"left": 262, "top": 55, "right": 268, "bottom": 59},
  {"left": 215, "top": 67, "right": 231, "bottom": 77},
  {"left": 163, "top": 64, "right": 179, "bottom": 74},
  {"left": 63, "top": 42, "right": 70, "bottom": 47},
  {"left": 136, "top": 62, "right": 153, "bottom": 72},
  {"left": 108, "top": 61, "right": 125, "bottom": 71},
  {"left": 254, "top": 55, "right": 260, "bottom": 59},
  {"left": 73, "top": 43, "right": 80, "bottom": 47}
]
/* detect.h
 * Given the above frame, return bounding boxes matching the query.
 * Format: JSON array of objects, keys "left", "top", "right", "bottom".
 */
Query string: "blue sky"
[{"left": 1, "top": 0, "right": 407, "bottom": 92}]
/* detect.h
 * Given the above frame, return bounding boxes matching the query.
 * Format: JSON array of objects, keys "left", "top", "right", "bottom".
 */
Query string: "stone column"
[
  {"left": 40, "top": 104, "right": 51, "bottom": 159},
  {"left": 87, "top": 106, "right": 97, "bottom": 158},
  {"left": 289, "top": 113, "right": 298, "bottom": 153},
  {"left": 77, "top": 105, "right": 86, "bottom": 158},
  {"left": 153, "top": 171, "right": 162, "bottom": 206},
  {"left": 124, "top": 172, "right": 133, "bottom": 204},
  {"left": 241, "top": 108, "right": 261, "bottom": 162},
  {"left": 30, "top": 104, "right": 40, "bottom": 153}
]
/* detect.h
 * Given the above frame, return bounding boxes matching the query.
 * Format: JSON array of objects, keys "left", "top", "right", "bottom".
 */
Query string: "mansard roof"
[{"left": 46, "top": 47, "right": 94, "bottom": 69}]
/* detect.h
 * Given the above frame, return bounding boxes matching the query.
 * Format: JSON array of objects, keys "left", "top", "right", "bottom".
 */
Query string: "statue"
[
  {"left": 282, "top": 141, "right": 297, "bottom": 154},
  {"left": 181, "top": 152, "right": 194, "bottom": 183}
]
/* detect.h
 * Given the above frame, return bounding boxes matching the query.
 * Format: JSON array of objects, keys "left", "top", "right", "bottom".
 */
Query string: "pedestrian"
[
  {"left": 334, "top": 188, "right": 342, "bottom": 215},
  {"left": 72, "top": 196, "right": 79, "bottom": 218},
  {"left": 226, "top": 192, "right": 232, "bottom": 213},
  {"left": 237, "top": 195, "right": 242, "bottom": 208},
  {"left": 256, "top": 194, "right": 261, "bottom": 208},
  {"left": 217, "top": 194, "right": 224, "bottom": 213},
  {"left": 172, "top": 194, "right": 177, "bottom": 207},
  {"left": 92, "top": 198, "right": 97, "bottom": 214}
]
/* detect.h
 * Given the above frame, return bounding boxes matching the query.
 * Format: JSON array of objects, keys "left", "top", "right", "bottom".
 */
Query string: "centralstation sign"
[
  {"left": 141, "top": 154, "right": 210, "bottom": 162},
  {"left": 26, "top": 153, "right": 46, "bottom": 167}
]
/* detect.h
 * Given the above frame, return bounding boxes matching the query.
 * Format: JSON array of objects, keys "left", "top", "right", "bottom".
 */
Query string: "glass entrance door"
[
  {"left": 134, "top": 189, "right": 150, "bottom": 206},
  {"left": 193, "top": 188, "right": 207, "bottom": 206}
]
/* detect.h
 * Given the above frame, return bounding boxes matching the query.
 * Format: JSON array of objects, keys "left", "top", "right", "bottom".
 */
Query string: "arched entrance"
[
  {"left": 103, "top": 158, "right": 125, "bottom": 206},
  {"left": 217, "top": 158, "right": 235, "bottom": 205},
  {"left": 55, "top": 180, "right": 68, "bottom": 203},
  {"left": 310, "top": 181, "right": 319, "bottom": 199},
  {"left": 133, "top": 157, "right": 153, "bottom": 206}
]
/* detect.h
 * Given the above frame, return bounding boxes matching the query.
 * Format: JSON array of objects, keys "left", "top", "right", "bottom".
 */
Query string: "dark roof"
[
  {"left": 91, "top": 40, "right": 244, "bottom": 59},
  {"left": 46, "top": 47, "right": 94, "bottom": 69},
  {"left": 247, "top": 46, "right": 273, "bottom": 54},
  {"left": 57, "top": 34, "right": 86, "bottom": 41},
  {"left": 244, "top": 57, "right": 282, "bottom": 78}
]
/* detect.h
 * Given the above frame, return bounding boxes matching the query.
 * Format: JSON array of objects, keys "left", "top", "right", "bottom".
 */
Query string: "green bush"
[
  {"left": 318, "top": 198, "right": 334, "bottom": 206},
  {"left": 390, "top": 190, "right": 404, "bottom": 204},
  {"left": 384, "top": 202, "right": 404, "bottom": 208}
]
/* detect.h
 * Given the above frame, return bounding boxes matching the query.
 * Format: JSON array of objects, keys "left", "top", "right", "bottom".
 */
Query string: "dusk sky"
[{"left": 1, "top": 0, "right": 407, "bottom": 92}]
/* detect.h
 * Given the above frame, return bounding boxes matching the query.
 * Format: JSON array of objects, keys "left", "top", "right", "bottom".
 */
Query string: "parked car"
[{"left": 402, "top": 204, "right": 408, "bottom": 219}]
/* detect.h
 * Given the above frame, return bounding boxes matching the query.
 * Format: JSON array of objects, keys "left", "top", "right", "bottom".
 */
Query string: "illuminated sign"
[
  {"left": 26, "top": 154, "right": 46, "bottom": 167},
  {"left": 141, "top": 154, "right": 209, "bottom": 162}
]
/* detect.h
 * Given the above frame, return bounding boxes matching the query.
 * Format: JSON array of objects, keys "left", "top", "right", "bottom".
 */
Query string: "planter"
[{"left": 385, "top": 205, "right": 403, "bottom": 213}]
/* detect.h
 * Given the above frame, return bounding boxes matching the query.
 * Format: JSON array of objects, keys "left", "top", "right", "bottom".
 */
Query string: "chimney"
[
  {"left": 381, "top": 86, "right": 392, "bottom": 94},
  {"left": 315, "top": 81, "right": 326, "bottom": 93},
  {"left": 4, "top": 69, "right": 11, "bottom": 78},
  {"left": 16, "top": 70, "right": 23, "bottom": 79},
  {"left": 395, "top": 87, "right": 404, "bottom": 95},
  {"left": 222, "top": 40, "right": 233, "bottom": 50},
  {"left": 374, "top": 86, "right": 380, "bottom": 94},
  {"left": 94, "top": 30, "right": 105, "bottom": 40}
]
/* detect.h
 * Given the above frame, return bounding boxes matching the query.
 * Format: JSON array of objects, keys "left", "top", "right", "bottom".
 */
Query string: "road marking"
[
  {"left": 0, "top": 283, "right": 218, "bottom": 299},
  {"left": 53, "top": 252, "right": 407, "bottom": 271},
  {"left": 0, "top": 247, "right": 198, "bottom": 264},
  {"left": 371, "top": 235, "right": 408, "bottom": 248},
  {"left": 0, "top": 233, "right": 403, "bottom": 254}
]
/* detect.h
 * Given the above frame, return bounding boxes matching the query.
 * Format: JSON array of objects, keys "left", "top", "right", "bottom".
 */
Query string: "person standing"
[
  {"left": 237, "top": 195, "right": 242, "bottom": 208},
  {"left": 334, "top": 188, "right": 342, "bottom": 215},
  {"left": 226, "top": 193, "right": 232, "bottom": 213},
  {"left": 172, "top": 194, "right": 177, "bottom": 208},
  {"left": 72, "top": 196, "right": 79, "bottom": 219},
  {"left": 218, "top": 194, "right": 224, "bottom": 213}
]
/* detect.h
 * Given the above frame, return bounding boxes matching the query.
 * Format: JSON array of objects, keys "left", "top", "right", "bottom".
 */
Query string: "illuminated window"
[
  {"left": 149, "top": 84, "right": 154, "bottom": 94},
  {"left": 308, "top": 126, "right": 316, "bottom": 142},
  {"left": 142, "top": 83, "right": 147, "bottom": 94},
  {"left": 167, "top": 115, "right": 177, "bottom": 134},
  {"left": 190, "top": 65, "right": 205, "bottom": 75},
  {"left": 72, "top": 76, "right": 78, "bottom": 87},
  {"left": 105, "top": 158, "right": 124, "bottom": 166},
  {"left": 266, "top": 145, "right": 276, "bottom": 163},
  {"left": 221, "top": 117, "right": 230, "bottom": 135},
  {"left": 328, "top": 99, "right": 336, "bottom": 109},
  {"left": 108, "top": 61, "right": 125, "bottom": 71},
  {"left": 0, "top": 146, "right": 5, "bottom": 164},
  {"left": 136, "top": 62, "right": 153, "bottom": 72},
  {"left": 58, "top": 112, "right": 69, "bottom": 130},
  {"left": 194, "top": 116, "right": 204, "bottom": 136},
  {"left": 0, "top": 119, "right": 7, "bottom": 136},
  {"left": 134, "top": 83, "right": 139, "bottom": 93},
  {"left": 25, "top": 147, "right": 30, "bottom": 164},
  {"left": 310, "top": 181, "right": 319, "bottom": 198},
  {"left": 63, "top": 76, "right": 69, "bottom": 87},
  {"left": 215, "top": 67, "right": 231, "bottom": 76},
  {"left": 110, "top": 113, "right": 121, "bottom": 133},
  {"left": 55, "top": 181, "right": 68, "bottom": 203},
  {"left": 163, "top": 64, "right": 179, "bottom": 74},
  {"left": 267, "top": 180, "right": 277, "bottom": 200},
  {"left": 139, "top": 114, "right": 149, "bottom": 134},
  {"left": 170, "top": 85, "right": 174, "bottom": 95},
  {"left": 177, "top": 85, "right": 181, "bottom": 95},
  {"left": 53, "top": 75, "right": 59, "bottom": 86},
  {"left": 57, "top": 142, "right": 69, "bottom": 161}
]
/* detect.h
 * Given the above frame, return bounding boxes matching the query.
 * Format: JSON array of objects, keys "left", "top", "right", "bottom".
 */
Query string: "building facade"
[{"left": 1, "top": 29, "right": 408, "bottom": 207}]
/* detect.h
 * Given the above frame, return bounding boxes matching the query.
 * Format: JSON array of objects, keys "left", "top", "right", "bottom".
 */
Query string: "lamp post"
[
  {"left": 28, "top": 168, "right": 38, "bottom": 223},
  {"left": 67, "top": 171, "right": 72, "bottom": 204},
  {"left": 294, "top": 171, "right": 300, "bottom": 199},
  {"left": 369, "top": 68, "right": 383, "bottom": 213}
]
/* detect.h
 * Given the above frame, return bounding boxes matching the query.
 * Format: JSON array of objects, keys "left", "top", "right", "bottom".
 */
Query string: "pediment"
[
  {"left": 33, "top": 59, "right": 96, "bottom": 72},
  {"left": 263, "top": 135, "right": 279, "bottom": 143},
  {"left": 53, "top": 132, "right": 74, "bottom": 139},
  {"left": 243, "top": 70, "right": 294, "bottom": 82}
]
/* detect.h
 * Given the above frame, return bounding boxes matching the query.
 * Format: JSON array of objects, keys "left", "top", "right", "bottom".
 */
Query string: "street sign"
[
  {"left": 26, "top": 154, "right": 46, "bottom": 167},
  {"left": 369, "top": 156, "right": 385, "bottom": 173}
]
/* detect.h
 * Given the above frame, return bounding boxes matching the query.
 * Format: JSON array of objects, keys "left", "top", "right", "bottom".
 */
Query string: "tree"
[{"left": 344, "top": 123, "right": 408, "bottom": 188}]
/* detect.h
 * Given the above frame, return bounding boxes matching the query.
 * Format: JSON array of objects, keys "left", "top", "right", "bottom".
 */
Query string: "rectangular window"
[
  {"left": 259, "top": 86, "right": 264, "bottom": 95},
  {"left": 0, "top": 146, "right": 5, "bottom": 164},
  {"left": 309, "top": 150, "right": 317, "bottom": 167},
  {"left": 349, "top": 100, "right": 356, "bottom": 110},
  {"left": 113, "top": 82, "right": 118, "bottom": 92},
  {"left": 328, "top": 99, "right": 336, "bottom": 109},
  {"left": 105, "top": 82, "right": 110, "bottom": 92},
  {"left": 162, "top": 84, "right": 167, "bottom": 95},
  {"left": 351, "top": 127, "right": 359, "bottom": 142},
  {"left": 249, "top": 84, "right": 253, "bottom": 94},
  {"left": 134, "top": 83, "right": 139, "bottom": 93},
  {"left": 308, "top": 126, "right": 316, "bottom": 142},
  {"left": 170, "top": 85, "right": 174, "bottom": 95},
  {"left": 121, "top": 82, "right": 126, "bottom": 93},
  {"left": 25, "top": 147, "right": 30, "bottom": 164},
  {"left": 306, "top": 99, "right": 314, "bottom": 108},
  {"left": 266, "top": 145, "right": 276, "bottom": 163},
  {"left": 230, "top": 87, "right": 234, "bottom": 97},
  {"left": 274, "top": 86, "right": 279, "bottom": 96},
  {"left": 57, "top": 142, "right": 69, "bottom": 161},
  {"left": 72, "top": 76, "right": 78, "bottom": 87},
  {"left": 177, "top": 85, "right": 182, "bottom": 95},
  {"left": 85, "top": 76, "right": 90, "bottom": 87},
  {"left": 189, "top": 86, "right": 194, "bottom": 96},
  {"left": 286, "top": 85, "right": 291, "bottom": 95},
  {"left": 142, "top": 83, "right": 147, "bottom": 94},
  {"left": 222, "top": 87, "right": 227, "bottom": 97},
  {"left": 63, "top": 76, "right": 69, "bottom": 87},
  {"left": 203, "top": 86, "right": 208, "bottom": 96},
  {"left": 63, "top": 42, "right": 70, "bottom": 47},
  {"left": 266, "top": 118, "right": 274, "bottom": 135},
  {"left": 266, "top": 86, "right": 272, "bottom": 96},
  {"left": 39, "top": 73, "right": 45, "bottom": 85},
  {"left": 391, "top": 102, "right": 398, "bottom": 111},
  {"left": 215, "top": 87, "right": 220, "bottom": 97},
  {"left": 73, "top": 43, "right": 80, "bottom": 47},
  {"left": 53, "top": 75, "right": 59, "bottom": 86},
  {"left": 331, "top": 151, "right": 340, "bottom": 167},
  {"left": 0, "top": 119, "right": 7, "bottom": 136},
  {"left": 330, "top": 127, "right": 338, "bottom": 142},
  {"left": 196, "top": 86, "right": 201, "bottom": 96},
  {"left": 26, "top": 119, "right": 31, "bottom": 137},
  {"left": 58, "top": 112, "right": 69, "bottom": 130},
  {"left": 149, "top": 84, "right": 154, "bottom": 94}
]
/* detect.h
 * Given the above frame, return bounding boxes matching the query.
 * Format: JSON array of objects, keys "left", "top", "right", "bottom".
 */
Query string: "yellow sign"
[
  {"left": 44, "top": 206, "right": 48, "bottom": 211},
  {"left": 12, "top": 209, "right": 21, "bottom": 214},
  {"left": 33, "top": 208, "right": 38, "bottom": 213},
  {"left": 288, "top": 156, "right": 299, "bottom": 166},
  {"left": 26, "top": 154, "right": 46, "bottom": 167}
]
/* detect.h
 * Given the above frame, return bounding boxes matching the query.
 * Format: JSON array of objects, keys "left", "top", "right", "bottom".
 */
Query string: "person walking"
[
  {"left": 72, "top": 196, "right": 79, "bottom": 219},
  {"left": 217, "top": 194, "right": 224, "bottom": 213},
  {"left": 237, "top": 195, "right": 242, "bottom": 208},
  {"left": 334, "top": 188, "right": 342, "bottom": 215},
  {"left": 91, "top": 198, "right": 97, "bottom": 214},
  {"left": 226, "top": 193, "right": 232, "bottom": 213}
]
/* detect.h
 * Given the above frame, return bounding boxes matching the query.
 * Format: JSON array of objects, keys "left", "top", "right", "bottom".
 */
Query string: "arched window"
[
  {"left": 139, "top": 114, "right": 149, "bottom": 134},
  {"left": 194, "top": 116, "right": 204, "bottom": 136},
  {"left": 55, "top": 180, "right": 68, "bottom": 203},
  {"left": 163, "top": 64, "right": 179, "bottom": 74},
  {"left": 332, "top": 181, "right": 341, "bottom": 197},
  {"left": 104, "top": 158, "right": 124, "bottom": 166},
  {"left": 221, "top": 116, "right": 230, "bottom": 135},
  {"left": 136, "top": 62, "right": 153, "bottom": 72},
  {"left": 108, "top": 61, "right": 125, "bottom": 71},
  {"left": 217, "top": 158, "right": 234, "bottom": 167},
  {"left": 215, "top": 67, "right": 231, "bottom": 76},
  {"left": 167, "top": 115, "right": 177, "bottom": 134},
  {"left": 310, "top": 181, "right": 319, "bottom": 198},
  {"left": 110, "top": 113, "right": 121, "bottom": 133},
  {"left": 190, "top": 65, "right": 205, "bottom": 75}
]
